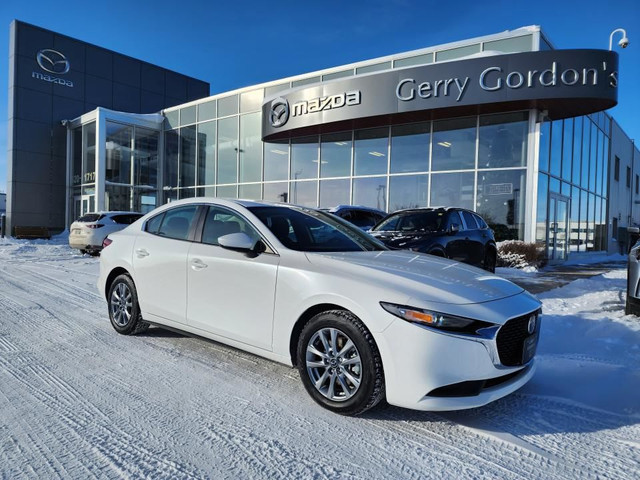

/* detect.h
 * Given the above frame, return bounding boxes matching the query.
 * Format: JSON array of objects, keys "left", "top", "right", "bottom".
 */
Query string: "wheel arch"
[
  {"left": 289, "top": 303, "right": 348, "bottom": 367},
  {"left": 105, "top": 267, "right": 132, "bottom": 300}
]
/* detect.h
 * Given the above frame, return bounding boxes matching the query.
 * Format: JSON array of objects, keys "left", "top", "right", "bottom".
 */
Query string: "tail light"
[
  {"left": 102, "top": 237, "right": 113, "bottom": 249},
  {"left": 87, "top": 224, "right": 104, "bottom": 229}
]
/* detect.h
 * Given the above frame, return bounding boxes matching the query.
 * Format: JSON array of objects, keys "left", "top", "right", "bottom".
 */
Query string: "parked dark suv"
[
  {"left": 324, "top": 205, "right": 387, "bottom": 231},
  {"left": 369, "top": 207, "right": 497, "bottom": 272}
]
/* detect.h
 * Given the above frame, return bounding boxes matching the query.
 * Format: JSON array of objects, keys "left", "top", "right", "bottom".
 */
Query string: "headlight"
[{"left": 380, "top": 302, "right": 495, "bottom": 335}]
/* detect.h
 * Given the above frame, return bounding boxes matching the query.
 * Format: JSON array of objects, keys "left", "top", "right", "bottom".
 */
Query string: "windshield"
[
  {"left": 248, "top": 206, "right": 387, "bottom": 252},
  {"left": 373, "top": 210, "right": 445, "bottom": 233}
]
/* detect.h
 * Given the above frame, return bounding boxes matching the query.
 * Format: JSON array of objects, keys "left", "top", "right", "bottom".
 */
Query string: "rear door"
[
  {"left": 442, "top": 211, "right": 467, "bottom": 262},
  {"left": 460, "top": 210, "right": 484, "bottom": 266},
  {"left": 132, "top": 205, "right": 200, "bottom": 324}
]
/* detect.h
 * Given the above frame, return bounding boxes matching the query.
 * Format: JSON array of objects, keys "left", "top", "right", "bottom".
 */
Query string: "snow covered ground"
[{"left": 0, "top": 235, "right": 638, "bottom": 479}]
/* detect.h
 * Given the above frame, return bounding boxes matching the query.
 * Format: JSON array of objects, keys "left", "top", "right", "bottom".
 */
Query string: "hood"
[
  {"left": 370, "top": 230, "right": 441, "bottom": 249},
  {"left": 305, "top": 250, "right": 523, "bottom": 305}
]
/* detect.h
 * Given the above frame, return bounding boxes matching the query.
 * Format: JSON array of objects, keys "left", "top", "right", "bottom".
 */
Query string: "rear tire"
[
  {"left": 108, "top": 274, "right": 149, "bottom": 335},
  {"left": 297, "top": 310, "right": 384, "bottom": 416}
]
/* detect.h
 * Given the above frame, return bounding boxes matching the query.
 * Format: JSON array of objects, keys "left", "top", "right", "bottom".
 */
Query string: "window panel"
[
  {"left": 216, "top": 185, "right": 237, "bottom": 198},
  {"left": 549, "top": 120, "right": 562, "bottom": 177},
  {"left": 354, "top": 128, "right": 388, "bottom": 176},
  {"left": 389, "top": 175, "right": 428, "bottom": 211},
  {"left": 164, "top": 129, "right": 179, "bottom": 188},
  {"left": 538, "top": 121, "right": 550, "bottom": 172},
  {"left": 320, "top": 132, "right": 351, "bottom": 178},
  {"left": 319, "top": 179, "right": 350, "bottom": 208},
  {"left": 239, "top": 183, "right": 261, "bottom": 200},
  {"left": 476, "top": 169, "right": 527, "bottom": 241},
  {"left": 82, "top": 122, "right": 96, "bottom": 185},
  {"left": 322, "top": 70, "right": 353, "bottom": 81},
  {"left": 390, "top": 123, "right": 430, "bottom": 173},
  {"left": 217, "top": 117, "right": 238, "bottom": 184},
  {"left": 239, "top": 113, "right": 262, "bottom": 183},
  {"left": 263, "top": 182, "right": 289, "bottom": 202},
  {"left": 570, "top": 186, "right": 581, "bottom": 251},
  {"left": 105, "top": 122, "right": 132, "bottom": 184},
  {"left": 394, "top": 53, "right": 433, "bottom": 68},
  {"left": 291, "top": 136, "right": 319, "bottom": 180},
  {"left": 572, "top": 117, "right": 583, "bottom": 185},
  {"left": 436, "top": 44, "right": 480, "bottom": 61},
  {"left": 430, "top": 172, "right": 474, "bottom": 210},
  {"left": 264, "top": 141, "right": 289, "bottom": 181},
  {"left": 483, "top": 35, "right": 532, "bottom": 53},
  {"left": 180, "top": 125, "right": 196, "bottom": 187},
  {"left": 197, "top": 121, "right": 216, "bottom": 186},
  {"left": 218, "top": 95, "right": 238, "bottom": 117},
  {"left": 432, "top": 117, "right": 476, "bottom": 171},
  {"left": 180, "top": 106, "right": 196, "bottom": 126},
  {"left": 353, "top": 177, "right": 387, "bottom": 211},
  {"left": 198, "top": 100, "right": 216, "bottom": 122},
  {"left": 356, "top": 62, "right": 390, "bottom": 74},
  {"left": 478, "top": 112, "right": 528, "bottom": 169},
  {"left": 536, "top": 173, "right": 549, "bottom": 247},
  {"left": 291, "top": 181, "right": 317, "bottom": 207},
  {"left": 240, "top": 89, "right": 264, "bottom": 113},
  {"left": 134, "top": 127, "right": 158, "bottom": 189},
  {"left": 589, "top": 124, "right": 598, "bottom": 192},
  {"left": 562, "top": 118, "right": 573, "bottom": 180}
]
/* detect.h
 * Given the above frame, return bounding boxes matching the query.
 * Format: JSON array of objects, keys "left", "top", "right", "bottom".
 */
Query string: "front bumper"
[{"left": 374, "top": 299, "right": 539, "bottom": 411}]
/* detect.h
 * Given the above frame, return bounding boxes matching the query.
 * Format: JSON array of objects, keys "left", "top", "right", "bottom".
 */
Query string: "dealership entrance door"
[
  {"left": 548, "top": 194, "right": 569, "bottom": 263},
  {"left": 73, "top": 195, "right": 95, "bottom": 220}
]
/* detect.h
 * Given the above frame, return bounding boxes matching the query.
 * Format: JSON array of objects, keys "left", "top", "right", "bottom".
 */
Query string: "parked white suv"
[{"left": 69, "top": 212, "right": 143, "bottom": 255}]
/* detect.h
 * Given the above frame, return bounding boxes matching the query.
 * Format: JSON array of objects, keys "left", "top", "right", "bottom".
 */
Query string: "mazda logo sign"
[
  {"left": 270, "top": 97, "right": 290, "bottom": 128},
  {"left": 36, "top": 49, "right": 70, "bottom": 75},
  {"left": 527, "top": 315, "right": 537, "bottom": 335}
]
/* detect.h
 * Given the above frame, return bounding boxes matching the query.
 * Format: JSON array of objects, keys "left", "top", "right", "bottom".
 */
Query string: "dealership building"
[{"left": 6, "top": 21, "right": 639, "bottom": 262}]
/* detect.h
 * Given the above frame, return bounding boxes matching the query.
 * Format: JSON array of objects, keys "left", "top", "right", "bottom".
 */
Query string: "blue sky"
[{"left": 0, "top": 0, "right": 638, "bottom": 191}]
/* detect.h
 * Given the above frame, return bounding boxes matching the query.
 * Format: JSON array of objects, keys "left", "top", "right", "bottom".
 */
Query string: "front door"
[{"left": 548, "top": 195, "right": 570, "bottom": 263}]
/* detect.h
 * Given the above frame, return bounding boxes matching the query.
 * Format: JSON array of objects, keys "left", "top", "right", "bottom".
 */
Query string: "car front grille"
[{"left": 496, "top": 311, "right": 540, "bottom": 366}]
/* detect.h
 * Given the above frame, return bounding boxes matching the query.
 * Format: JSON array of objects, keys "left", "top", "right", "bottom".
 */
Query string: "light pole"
[{"left": 609, "top": 28, "right": 629, "bottom": 50}]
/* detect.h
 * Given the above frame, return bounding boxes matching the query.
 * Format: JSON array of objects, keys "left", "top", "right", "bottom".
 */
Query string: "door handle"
[
  {"left": 135, "top": 248, "right": 149, "bottom": 258},
  {"left": 191, "top": 258, "right": 208, "bottom": 270}
]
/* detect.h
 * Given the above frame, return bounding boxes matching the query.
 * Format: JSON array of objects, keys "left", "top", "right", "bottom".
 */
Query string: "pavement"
[{"left": 499, "top": 260, "right": 627, "bottom": 295}]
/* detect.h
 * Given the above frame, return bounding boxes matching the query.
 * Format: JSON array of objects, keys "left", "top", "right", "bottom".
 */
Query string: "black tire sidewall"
[
  {"left": 297, "top": 311, "right": 381, "bottom": 415},
  {"left": 108, "top": 274, "right": 142, "bottom": 335}
]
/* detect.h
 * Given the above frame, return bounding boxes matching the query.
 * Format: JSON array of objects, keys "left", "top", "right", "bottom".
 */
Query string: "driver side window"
[{"left": 201, "top": 206, "right": 261, "bottom": 246}]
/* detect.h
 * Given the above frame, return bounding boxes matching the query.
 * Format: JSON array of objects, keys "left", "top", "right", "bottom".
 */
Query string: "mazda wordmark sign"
[{"left": 262, "top": 49, "right": 618, "bottom": 140}]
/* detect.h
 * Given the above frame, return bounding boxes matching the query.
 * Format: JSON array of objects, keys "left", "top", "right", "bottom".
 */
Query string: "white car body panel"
[{"left": 98, "top": 198, "right": 542, "bottom": 412}]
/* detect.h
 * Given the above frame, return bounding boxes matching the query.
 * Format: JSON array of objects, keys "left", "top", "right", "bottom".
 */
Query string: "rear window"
[
  {"left": 77, "top": 214, "right": 104, "bottom": 223},
  {"left": 473, "top": 213, "right": 488, "bottom": 229},
  {"left": 111, "top": 214, "right": 143, "bottom": 225},
  {"left": 461, "top": 211, "right": 478, "bottom": 229}
]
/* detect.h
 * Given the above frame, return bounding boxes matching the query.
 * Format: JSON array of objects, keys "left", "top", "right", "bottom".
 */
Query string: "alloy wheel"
[{"left": 110, "top": 282, "right": 133, "bottom": 327}]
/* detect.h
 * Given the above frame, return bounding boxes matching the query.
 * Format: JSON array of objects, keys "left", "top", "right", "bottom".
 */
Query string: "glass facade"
[
  {"left": 162, "top": 108, "right": 531, "bottom": 242},
  {"left": 536, "top": 113, "right": 610, "bottom": 256}
]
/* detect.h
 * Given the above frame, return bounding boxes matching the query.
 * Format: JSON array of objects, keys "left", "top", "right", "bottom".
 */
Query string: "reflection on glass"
[
  {"left": 320, "top": 132, "right": 351, "bottom": 178},
  {"left": 391, "top": 123, "right": 429, "bottom": 173},
  {"left": 389, "top": 175, "right": 428, "bottom": 211},
  {"left": 134, "top": 127, "right": 158, "bottom": 189},
  {"left": 106, "top": 123, "right": 132, "bottom": 184},
  {"left": 581, "top": 118, "right": 590, "bottom": 188},
  {"left": 240, "top": 89, "right": 264, "bottom": 113},
  {"left": 291, "top": 136, "right": 319, "bottom": 180},
  {"left": 478, "top": 113, "right": 528, "bottom": 169},
  {"left": 180, "top": 106, "right": 196, "bottom": 126},
  {"left": 72, "top": 127, "right": 82, "bottom": 185},
  {"left": 217, "top": 185, "right": 237, "bottom": 198},
  {"left": 570, "top": 186, "right": 581, "bottom": 251},
  {"left": 476, "top": 169, "right": 526, "bottom": 241},
  {"left": 197, "top": 121, "right": 216, "bottom": 186},
  {"left": 198, "top": 100, "right": 216, "bottom": 122},
  {"left": 353, "top": 177, "right": 387, "bottom": 211},
  {"left": 264, "top": 141, "right": 289, "bottom": 181},
  {"left": 483, "top": 35, "right": 532, "bottom": 53},
  {"left": 587, "top": 192, "right": 595, "bottom": 251},
  {"left": 549, "top": 120, "right": 562, "bottom": 177},
  {"left": 572, "top": 117, "right": 583, "bottom": 185},
  {"left": 164, "top": 130, "right": 179, "bottom": 188},
  {"left": 239, "top": 113, "right": 262, "bottom": 182},
  {"left": 432, "top": 117, "right": 475, "bottom": 171},
  {"left": 105, "top": 185, "right": 131, "bottom": 211},
  {"left": 82, "top": 122, "right": 96, "bottom": 185},
  {"left": 319, "top": 179, "right": 350, "bottom": 208},
  {"left": 538, "top": 121, "right": 550, "bottom": 172},
  {"left": 436, "top": 44, "right": 480, "bottom": 61},
  {"left": 239, "top": 183, "right": 261, "bottom": 200},
  {"left": 133, "top": 189, "right": 156, "bottom": 214},
  {"left": 217, "top": 117, "right": 238, "bottom": 184},
  {"left": 218, "top": 95, "right": 238, "bottom": 117},
  {"left": 354, "top": 128, "right": 388, "bottom": 176},
  {"left": 263, "top": 182, "right": 289, "bottom": 202},
  {"left": 589, "top": 124, "right": 598, "bottom": 192},
  {"left": 536, "top": 173, "right": 548, "bottom": 247},
  {"left": 430, "top": 172, "right": 474, "bottom": 210},
  {"left": 291, "top": 181, "right": 317, "bottom": 207},
  {"left": 180, "top": 125, "right": 196, "bottom": 187},
  {"left": 562, "top": 119, "right": 573, "bottom": 180},
  {"left": 394, "top": 53, "right": 432, "bottom": 68}
]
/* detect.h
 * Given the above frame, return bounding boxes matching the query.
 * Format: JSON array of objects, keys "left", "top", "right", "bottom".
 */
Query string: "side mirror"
[
  {"left": 448, "top": 223, "right": 460, "bottom": 235},
  {"left": 218, "top": 232, "right": 258, "bottom": 252}
]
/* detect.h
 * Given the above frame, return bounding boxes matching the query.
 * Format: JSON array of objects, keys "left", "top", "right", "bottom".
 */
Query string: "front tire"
[
  {"left": 297, "top": 310, "right": 384, "bottom": 415},
  {"left": 484, "top": 249, "right": 497, "bottom": 273},
  {"left": 108, "top": 274, "right": 149, "bottom": 335}
]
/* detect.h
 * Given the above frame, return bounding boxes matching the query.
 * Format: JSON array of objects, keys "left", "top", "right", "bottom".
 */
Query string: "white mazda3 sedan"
[{"left": 98, "top": 198, "right": 542, "bottom": 415}]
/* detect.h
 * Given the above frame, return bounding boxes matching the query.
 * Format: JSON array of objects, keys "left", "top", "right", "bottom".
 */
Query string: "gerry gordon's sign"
[{"left": 262, "top": 49, "right": 618, "bottom": 140}]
